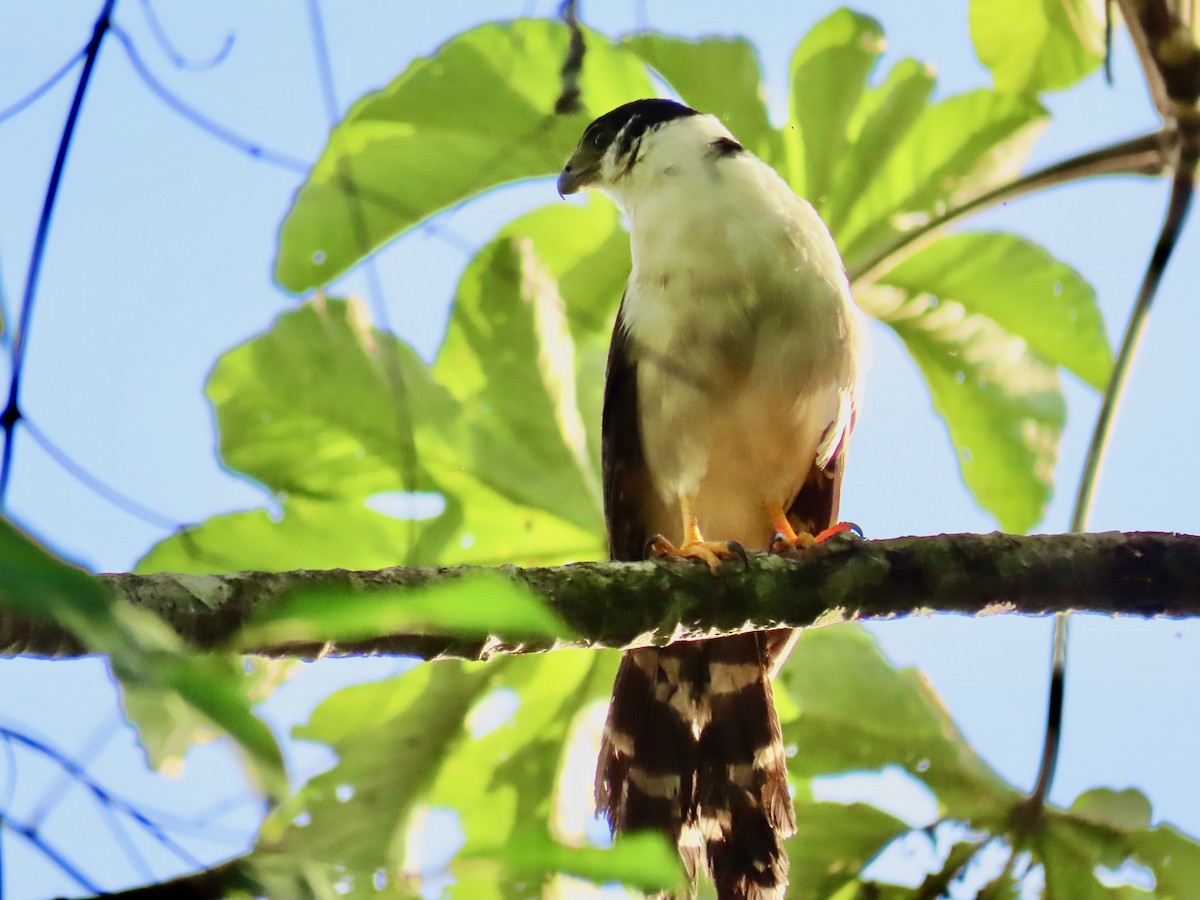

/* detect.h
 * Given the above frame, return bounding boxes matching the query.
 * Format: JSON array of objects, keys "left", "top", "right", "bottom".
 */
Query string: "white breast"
[{"left": 609, "top": 116, "right": 863, "bottom": 549}]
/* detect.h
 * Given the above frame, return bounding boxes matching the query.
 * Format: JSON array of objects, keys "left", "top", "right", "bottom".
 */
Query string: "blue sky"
[{"left": 2, "top": 1, "right": 1198, "bottom": 897}]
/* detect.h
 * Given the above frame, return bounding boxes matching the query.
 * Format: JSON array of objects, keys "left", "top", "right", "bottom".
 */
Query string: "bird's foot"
[
  {"left": 770, "top": 521, "right": 862, "bottom": 555},
  {"left": 646, "top": 534, "right": 749, "bottom": 575}
]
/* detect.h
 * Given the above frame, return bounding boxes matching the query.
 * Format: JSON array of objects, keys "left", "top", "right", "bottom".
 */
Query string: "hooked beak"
[{"left": 557, "top": 149, "right": 599, "bottom": 197}]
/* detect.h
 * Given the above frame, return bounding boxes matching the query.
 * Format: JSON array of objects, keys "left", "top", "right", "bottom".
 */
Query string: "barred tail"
[{"left": 595, "top": 633, "right": 796, "bottom": 899}]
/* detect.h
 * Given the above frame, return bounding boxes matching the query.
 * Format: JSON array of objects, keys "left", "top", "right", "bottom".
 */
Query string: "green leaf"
[
  {"left": 263, "top": 663, "right": 494, "bottom": 869},
  {"left": 463, "top": 830, "right": 685, "bottom": 894},
  {"left": 788, "top": 8, "right": 886, "bottom": 208},
  {"left": 880, "top": 232, "right": 1111, "bottom": 389},
  {"left": 786, "top": 800, "right": 910, "bottom": 900},
  {"left": 139, "top": 299, "right": 606, "bottom": 574},
  {"left": 0, "top": 519, "right": 285, "bottom": 799},
  {"left": 151, "top": 654, "right": 288, "bottom": 801},
  {"left": 970, "top": 0, "right": 1105, "bottom": 94},
  {"left": 0, "top": 515, "right": 112, "bottom": 631},
  {"left": 1129, "top": 823, "right": 1200, "bottom": 896},
  {"left": 1071, "top": 788, "right": 1153, "bottom": 832},
  {"left": 781, "top": 624, "right": 1019, "bottom": 823},
  {"left": 433, "top": 231, "right": 603, "bottom": 534},
  {"left": 839, "top": 89, "right": 1046, "bottom": 269},
  {"left": 206, "top": 297, "right": 452, "bottom": 502},
  {"left": 622, "top": 33, "right": 778, "bottom": 162},
  {"left": 825, "top": 57, "right": 936, "bottom": 235},
  {"left": 275, "top": 19, "right": 651, "bottom": 292},
  {"left": 1036, "top": 812, "right": 1131, "bottom": 898},
  {"left": 264, "top": 651, "right": 619, "bottom": 884},
  {"left": 495, "top": 199, "right": 629, "bottom": 477},
  {"left": 861, "top": 281, "right": 1065, "bottom": 533},
  {"left": 236, "top": 573, "right": 574, "bottom": 648},
  {"left": 423, "top": 652, "right": 616, "bottom": 850}
]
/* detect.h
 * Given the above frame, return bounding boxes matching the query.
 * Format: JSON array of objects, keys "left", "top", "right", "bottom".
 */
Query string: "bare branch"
[{"left": 4, "top": 531, "right": 1198, "bottom": 662}]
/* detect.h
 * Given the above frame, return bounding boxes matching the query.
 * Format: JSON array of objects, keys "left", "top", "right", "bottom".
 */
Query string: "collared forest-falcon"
[{"left": 558, "top": 99, "right": 865, "bottom": 900}]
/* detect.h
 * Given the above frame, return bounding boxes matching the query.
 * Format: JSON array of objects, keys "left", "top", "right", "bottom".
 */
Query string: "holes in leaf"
[
  {"left": 465, "top": 687, "right": 520, "bottom": 739},
  {"left": 812, "top": 765, "right": 938, "bottom": 828},
  {"left": 365, "top": 491, "right": 445, "bottom": 520}
]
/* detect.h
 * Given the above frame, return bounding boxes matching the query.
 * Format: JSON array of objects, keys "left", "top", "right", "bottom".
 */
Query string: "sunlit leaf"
[
  {"left": 463, "top": 829, "right": 684, "bottom": 894},
  {"left": 151, "top": 654, "right": 287, "bottom": 801},
  {"left": 970, "top": 0, "right": 1105, "bottom": 94},
  {"left": 207, "top": 296, "right": 453, "bottom": 502},
  {"left": 860, "top": 282, "right": 1065, "bottom": 533},
  {"left": 1129, "top": 822, "right": 1200, "bottom": 895},
  {"left": 825, "top": 57, "right": 936, "bottom": 235},
  {"left": 433, "top": 234, "right": 603, "bottom": 534},
  {"left": 1071, "top": 788, "right": 1153, "bottom": 832},
  {"left": 880, "top": 231, "right": 1111, "bottom": 389},
  {"left": 788, "top": 8, "right": 886, "bottom": 208},
  {"left": 275, "top": 19, "right": 651, "bottom": 292},
  {"left": 264, "top": 663, "right": 494, "bottom": 868},
  {"left": 237, "top": 573, "right": 574, "bottom": 648},
  {"left": 622, "top": 33, "right": 779, "bottom": 163},
  {"left": 0, "top": 515, "right": 112, "bottom": 630},
  {"left": 139, "top": 298, "right": 606, "bottom": 574},
  {"left": 496, "top": 199, "right": 629, "bottom": 477},
  {"left": 424, "top": 652, "right": 614, "bottom": 850},
  {"left": 839, "top": 89, "right": 1046, "bottom": 269},
  {"left": 786, "top": 800, "right": 910, "bottom": 900},
  {"left": 781, "top": 625, "right": 1019, "bottom": 823}
]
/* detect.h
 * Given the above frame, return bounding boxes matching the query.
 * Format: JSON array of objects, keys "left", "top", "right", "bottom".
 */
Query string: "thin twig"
[
  {"left": 0, "top": 0, "right": 119, "bottom": 506},
  {"left": 0, "top": 47, "right": 86, "bottom": 123},
  {"left": 848, "top": 128, "right": 1169, "bottom": 287},
  {"left": 1027, "top": 135, "right": 1198, "bottom": 814},
  {"left": 137, "top": 0, "right": 233, "bottom": 71}
]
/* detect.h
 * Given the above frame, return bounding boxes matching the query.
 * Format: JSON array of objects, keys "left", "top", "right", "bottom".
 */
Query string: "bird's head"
[{"left": 557, "top": 98, "right": 703, "bottom": 198}]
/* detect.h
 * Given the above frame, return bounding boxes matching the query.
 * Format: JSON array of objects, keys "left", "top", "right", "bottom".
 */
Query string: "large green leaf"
[
  {"left": 825, "top": 56, "right": 936, "bottom": 235},
  {"left": 861, "top": 279, "right": 1066, "bottom": 533},
  {"left": 970, "top": 0, "right": 1105, "bottom": 94},
  {"left": 260, "top": 651, "right": 619, "bottom": 893},
  {"left": 208, "top": 297, "right": 453, "bottom": 501},
  {"left": 788, "top": 9, "right": 886, "bottom": 209},
  {"left": 0, "top": 517, "right": 286, "bottom": 799},
  {"left": 781, "top": 624, "right": 1019, "bottom": 823},
  {"left": 0, "top": 515, "right": 112, "bottom": 632},
  {"left": 275, "top": 19, "right": 651, "bottom": 292},
  {"left": 462, "top": 830, "right": 684, "bottom": 895},
  {"left": 880, "top": 231, "right": 1111, "bottom": 389},
  {"left": 622, "top": 33, "right": 778, "bottom": 163},
  {"left": 494, "top": 199, "right": 629, "bottom": 476},
  {"left": 433, "top": 233, "right": 603, "bottom": 534},
  {"left": 140, "top": 298, "right": 606, "bottom": 574},
  {"left": 236, "top": 573, "right": 573, "bottom": 648},
  {"left": 262, "top": 663, "right": 493, "bottom": 870},
  {"left": 838, "top": 89, "right": 1046, "bottom": 269},
  {"left": 423, "top": 652, "right": 615, "bottom": 850},
  {"left": 786, "top": 800, "right": 910, "bottom": 900}
]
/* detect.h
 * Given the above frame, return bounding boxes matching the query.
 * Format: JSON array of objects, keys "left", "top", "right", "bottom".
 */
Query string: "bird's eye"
[{"left": 590, "top": 129, "right": 609, "bottom": 149}]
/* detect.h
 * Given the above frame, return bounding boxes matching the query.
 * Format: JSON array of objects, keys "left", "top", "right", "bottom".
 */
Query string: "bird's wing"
[
  {"left": 763, "top": 429, "right": 851, "bottom": 677},
  {"left": 602, "top": 291, "right": 652, "bottom": 562}
]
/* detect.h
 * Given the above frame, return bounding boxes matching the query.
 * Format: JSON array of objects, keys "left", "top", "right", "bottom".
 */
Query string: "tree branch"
[{"left": 5, "top": 531, "right": 1198, "bottom": 662}]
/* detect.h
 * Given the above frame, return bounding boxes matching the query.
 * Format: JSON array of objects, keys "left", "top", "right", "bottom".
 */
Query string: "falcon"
[{"left": 558, "top": 99, "right": 864, "bottom": 899}]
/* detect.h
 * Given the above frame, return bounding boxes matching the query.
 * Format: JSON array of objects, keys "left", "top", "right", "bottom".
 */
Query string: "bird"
[{"left": 557, "top": 98, "right": 865, "bottom": 900}]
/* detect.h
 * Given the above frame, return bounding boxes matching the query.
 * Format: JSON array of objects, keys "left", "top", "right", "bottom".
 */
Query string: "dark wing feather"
[
  {"left": 763, "top": 434, "right": 850, "bottom": 676},
  {"left": 602, "top": 292, "right": 651, "bottom": 562}
]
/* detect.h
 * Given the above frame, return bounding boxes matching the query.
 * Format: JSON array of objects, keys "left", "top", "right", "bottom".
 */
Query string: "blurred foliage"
[{"left": 10, "top": 1, "right": 1199, "bottom": 897}]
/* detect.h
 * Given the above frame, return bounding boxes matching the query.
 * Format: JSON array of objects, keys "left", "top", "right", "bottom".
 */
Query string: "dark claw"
[
  {"left": 645, "top": 534, "right": 671, "bottom": 559},
  {"left": 846, "top": 522, "right": 864, "bottom": 538},
  {"left": 725, "top": 540, "right": 749, "bottom": 565}
]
